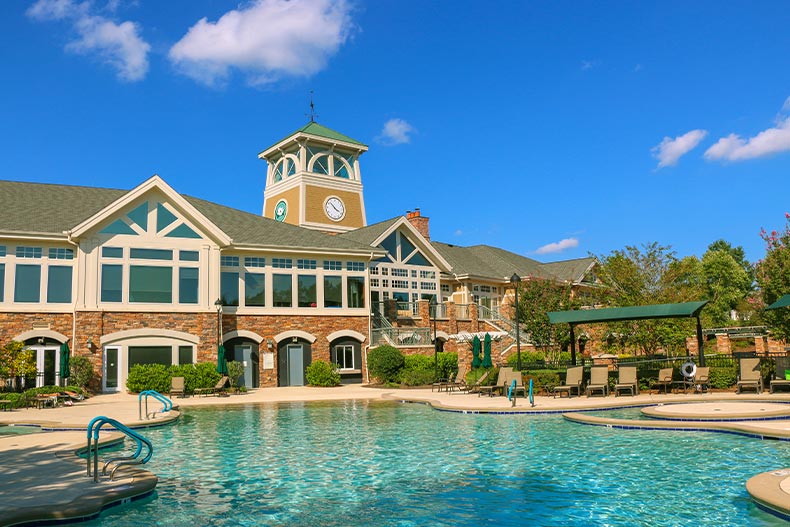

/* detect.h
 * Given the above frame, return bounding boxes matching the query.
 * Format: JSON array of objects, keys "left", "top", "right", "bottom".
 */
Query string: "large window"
[
  {"left": 47, "top": 266, "right": 72, "bottom": 303},
  {"left": 179, "top": 268, "right": 199, "bottom": 304},
  {"left": 273, "top": 274, "right": 292, "bottom": 307},
  {"left": 324, "top": 276, "right": 342, "bottom": 308},
  {"left": 101, "top": 264, "right": 123, "bottom": 302},
  {"left": 298, "top": 275, "right": 317, "bottom": 307},
  {"left": 245, "top": 273, "right": 266, "bottom": 307},
  {"left": 347, "top": 276, "right": 365, "bottom": 308},
  {"left": 128, "top": 346, "right": 172, "bottom": 368},
  {"left": 220, "top": 272, "right": 239, "bottom": 306},
  {"left": 14, "top": 264, "right": 40, "bottom": 302},
  {"left": 130, "top": 266, "right": 172, "bottom": 303},
  {"left": 333, "top": 344, "right": 355, "bottom": 370}
]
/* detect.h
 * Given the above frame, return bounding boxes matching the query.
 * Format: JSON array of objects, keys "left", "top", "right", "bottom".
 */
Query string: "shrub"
[
  {"left": 69, "top": 355, "right": 94, "bottom": 390},
  {"left": 436, "top": 352, "right": 458, "bottom": 380},
  {"left": 227, "top": 361, "right": 245, "bottom": 388},
  {"left": 169, "top": 363, "right": 220, "bottom": 394},
  {"left": 126, "top": 364, "right": 171, "bottom": 393},
  {"left": 522, "top": 369, "right": 561, "bottom": 391},
  {"left": 507, "top": 351, "right": 546, "bottom": 369},
  {"left": 466, "top": 367, "right": 497, "bottom": 386},
  {"left": 400, "top": 354, "right": 436, "bottom": 386},
  {"left": 709, "top": 366, "right": 737, "bottom": 389},
  {"left": 367, "top": 345, "right": 404, "bottom": 383},
  {"left": 306, "top": 360, "right": 340, "bottom": 387}
]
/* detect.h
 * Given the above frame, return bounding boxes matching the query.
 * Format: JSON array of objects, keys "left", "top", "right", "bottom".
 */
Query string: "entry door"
[
  {"left": 235, "top": 344, "right": 254, "bottom": 388},
  {"left": 33, "top": 347, "right": 60, "bottom": 387},
  {"left": 103, "top": 346, "right": 122, "bottom": 392},
  {"left": 287, "top": 344, "right": 304, "bottom": 386}
]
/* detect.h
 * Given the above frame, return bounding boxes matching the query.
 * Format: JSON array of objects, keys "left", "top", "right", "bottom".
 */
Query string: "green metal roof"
[
  {"left": 766, "top": 294, "right": 790, "bottom": 310},
  {"left": 548, "top": 300, "right": 709, "bottom": 325},
  {"left": 265, "top": 122, "right": 367, "bottom": 152}
]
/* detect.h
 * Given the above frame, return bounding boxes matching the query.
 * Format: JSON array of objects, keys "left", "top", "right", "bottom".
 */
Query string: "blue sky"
[{"left": 2, "top": 1, "right": 790, "bottom": 265}]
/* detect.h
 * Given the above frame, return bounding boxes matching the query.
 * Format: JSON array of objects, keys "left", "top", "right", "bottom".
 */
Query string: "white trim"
[
  {"left": 223, "top": 330, "right": 263, "bottom": 344},
  {"left": 13, "top": 329, "right": 69, "bottom": 343},
  {"left": 326, "top": 330, "right": 366, "bottom": 343},
  {"left": 371, "top": 218, "right": 452, "bottom": 272},
  {"left": 274, "top": 330, "right": 316, "bottom": 344},
  {"left": 434, "top": 330, "right": 450, "bottom": 341},
  {"left": 100, "top": 328, "right": 200, "bottom": 345},
  {"left": 68, "top": 175, "right": 232, "bottom": 246}
]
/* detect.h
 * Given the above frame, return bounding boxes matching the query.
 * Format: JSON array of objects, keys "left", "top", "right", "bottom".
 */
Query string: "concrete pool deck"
[{"left": 4, "top": 386, "right": 790, "bottom": 525}]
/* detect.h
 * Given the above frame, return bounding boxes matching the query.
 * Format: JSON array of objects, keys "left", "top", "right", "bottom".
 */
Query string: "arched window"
[{"left": 272, "top": 159, "right": 285, "bottom": 182}]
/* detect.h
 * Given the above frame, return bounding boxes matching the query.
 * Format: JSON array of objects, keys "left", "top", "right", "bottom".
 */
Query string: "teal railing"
[
  {"left": 138, "top": 390, "right": 173, "bottom": 420},
  {"left": 86, "top": 416, "right": 153, "bottom": 482}
]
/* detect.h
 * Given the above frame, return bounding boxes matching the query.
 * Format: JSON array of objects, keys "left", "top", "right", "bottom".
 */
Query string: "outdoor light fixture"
[
  {"left": 266, "top": 339, "right": 274, "bottom": 349},
  {"left": 214, "top": 298, "right": 223, "bottom": 346},
  {"left": 87, "top": 337, "right": 96, "bottom": 352},
  {"left": 510, "top": 273, "right": 522, "bottom": 372}
]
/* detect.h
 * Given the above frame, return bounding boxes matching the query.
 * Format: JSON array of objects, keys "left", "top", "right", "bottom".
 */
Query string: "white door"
[
  {"left": 103, "top": 346, "right": 122, "bottom": 392},
  {"left": 32, "top": 346, "right": 60, "bottom": 387}
]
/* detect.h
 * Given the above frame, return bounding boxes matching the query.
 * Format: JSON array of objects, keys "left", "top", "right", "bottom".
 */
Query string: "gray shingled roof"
[
  {"left": 337, "top": 217, "right": 400, "bottom": 245},
  {"left": 542, "top": 257, "right": 596, "bottom": 283},
  {"left": 0, "top": 180, "right": 379, "bottom": 254}
]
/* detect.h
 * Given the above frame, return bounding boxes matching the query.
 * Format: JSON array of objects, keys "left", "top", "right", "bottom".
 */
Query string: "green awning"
[
  {"left": 766, "top": 295, "right": 790, "bottom": 310},
  {"left": 548, "top": 300, "right": 709, "bottom": 325}
]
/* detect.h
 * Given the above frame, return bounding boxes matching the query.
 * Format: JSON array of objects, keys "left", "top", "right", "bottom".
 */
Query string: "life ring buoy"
[{"left": 681, "top": 361, "right": 697, "bottom": 379}]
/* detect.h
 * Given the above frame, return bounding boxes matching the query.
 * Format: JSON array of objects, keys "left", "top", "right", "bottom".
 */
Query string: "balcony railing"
[{"left": 371, "top": 327, "right": 433, "bottom": 346}]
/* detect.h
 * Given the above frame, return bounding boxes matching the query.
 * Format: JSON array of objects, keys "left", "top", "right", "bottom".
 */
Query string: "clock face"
[
  {"left": 274, "top": 200, "right": 287, "bottom": 222},
  {"left": 324, "top": 197, "right": 345, "bottom": 221}
]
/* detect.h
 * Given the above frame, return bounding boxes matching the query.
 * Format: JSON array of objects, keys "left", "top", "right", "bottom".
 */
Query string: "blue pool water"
[{"left": 79, "top": 400, "right": 789, "bottom": 526}]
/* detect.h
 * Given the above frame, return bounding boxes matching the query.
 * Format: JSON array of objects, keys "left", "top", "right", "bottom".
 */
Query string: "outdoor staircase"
[{"left": 477, "top": 305, "right": 531, "bottom": 346}]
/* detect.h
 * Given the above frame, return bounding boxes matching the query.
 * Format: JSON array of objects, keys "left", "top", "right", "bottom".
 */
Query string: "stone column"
[
  {"left": 715, "top": 333, "right": 731, "bottom": 355},
  {"left": 418, "top": 299, "right": 431, "bottom": 326}
]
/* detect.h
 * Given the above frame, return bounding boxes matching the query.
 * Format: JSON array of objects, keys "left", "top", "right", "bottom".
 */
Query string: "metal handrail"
[
  {"left": 138, "top": 390, "right": 173, "bottom": 420},
  {"left": 86, "top": 416, "right": 153, "bottom": 482}
]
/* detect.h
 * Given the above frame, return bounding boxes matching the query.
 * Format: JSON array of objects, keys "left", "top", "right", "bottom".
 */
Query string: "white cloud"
[
  {"left": 168, "top": 0, "right": 354, "bottom": 87},
  {"left": 535, "top": 238, "right": 579, "bottom": 255},
  {"left": 27, "top": 0, "right": 149, "bottom": 82},
  {"left": 651, "top": 129, "right": 708, "bottom": 169},
  {"left": 704, "top": 117, "right": 790, "bottom": 162},
  {"left": 376, "top": 118, "right": 415, "bottom": 146}
]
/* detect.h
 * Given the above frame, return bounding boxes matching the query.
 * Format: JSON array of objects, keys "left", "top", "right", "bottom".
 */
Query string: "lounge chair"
[
  {"left": 586, "top": 366, "right": 610, "bottom": 397},
  {"left": 554, "top": 366, "right": 583, "bottom": 398},
  {"left": 614, "top": 366, "right": 639, "bottom": 396},
  {"left": 683, "top": 367, "right": 710, "bottom": 394},
  {"left": 195, "top": 376, "right": 229, "bottom": 397},
  {"left": 445, "top": 366, "right": 469, "bottom": 392},
  {"left": 479, "top": 367, "right": 513, "bottom": 397},
  {"left": 650, "top": 368, "right": 674, "bottom": 394},
  {"left": 170, "top": 376, "right": 186, "bottom": 398},
  {"left": 454, "top": 370, "right": 491, "bottom": 394},
  {"left": 502, "top": 370, "right": 526, "bottom": 399},
  {"left": 736, "top": 357, "right": 763, "bottom": 394},
  {"left": 770, "top": 357, "right": 790, "bottom": 393}
]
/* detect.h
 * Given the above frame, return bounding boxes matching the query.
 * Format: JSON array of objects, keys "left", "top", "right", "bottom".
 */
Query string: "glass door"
[
  {"left": 103, "top": 346, "right": 121, "bottom": 392},
  {"left": 34, "top": 346, "right": 60, "bottom": 387}
]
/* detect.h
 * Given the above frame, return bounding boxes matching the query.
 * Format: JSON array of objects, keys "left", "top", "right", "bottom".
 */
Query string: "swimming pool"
[{"left": 78, "top": 400, "right": 788, "bottom": 526}]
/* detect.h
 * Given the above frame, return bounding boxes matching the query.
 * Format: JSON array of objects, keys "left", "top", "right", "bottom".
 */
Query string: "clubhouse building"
[{"left": 0, "top": 122, "right": 597, "bottom": 391}]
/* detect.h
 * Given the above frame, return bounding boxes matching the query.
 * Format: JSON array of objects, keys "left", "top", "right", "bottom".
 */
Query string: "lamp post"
[
  {"left": 510, "top": 273, "right": 521, "bottom": 372},
  {"left": 431, "top": 297, "right": 438, "bottom": 380},
  {"left": 214, "top": 298, "right": 223, "bottom": 345}
]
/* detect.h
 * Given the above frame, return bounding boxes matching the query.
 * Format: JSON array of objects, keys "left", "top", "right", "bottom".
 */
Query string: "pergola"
[{"left": 547, "top": 300, "right": 710, "bottom": 366}]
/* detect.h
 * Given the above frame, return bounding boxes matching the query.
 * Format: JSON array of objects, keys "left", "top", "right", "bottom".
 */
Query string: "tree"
[
  {"left": 516, "top": 277, "right": 579, "bottom": 363},
  {"left": 0, "top": 341, "right": 36, "bottom": 383},
  {"left": 595, "top": 243, "right": 702, "bottom": 355},
  {"left": 756, "top": 214, "right": 790, "bottom": 339},
  {"left": 700, "top": 247, "right": 752, "bottom": 327}
]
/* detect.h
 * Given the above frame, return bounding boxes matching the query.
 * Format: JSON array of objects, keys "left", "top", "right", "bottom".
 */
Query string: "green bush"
[
  {"left": 367, "top": 345, "right": 405, "bottom": 383},
  {"left": 126, "top": 364, "right": 171, "bottom": 393},
  {"left": 68, "top": 356, "right": 94, "bottom": 390},
  {"left": 306, "top": 360, "right": 340, "bottom": 386},
  {"left": 507, "top": 351, "right": 546, "bottom": 369},
  {"left": 400, "top": 354, "right": 436, "bottom": 386},
  {"left": 169, "top": 363, "right": 221, "bottom": 394},
  {"left": 522, "top": 369, "right": 561, "bottom": 391},
  {"left": 23, "top": 385, "right": 85, "bottom": 397},
  {"left": 227, "top": 361, "right": 245, "bottom": 387},
  {"left": 709, "top": 366, "right": 737, "bottom": 389},
  {"left": 436, "top": 352, "right": 458, "bottom": 380},
  {"left": 466, "top": 367, "right": 497, "bottom": 386}
]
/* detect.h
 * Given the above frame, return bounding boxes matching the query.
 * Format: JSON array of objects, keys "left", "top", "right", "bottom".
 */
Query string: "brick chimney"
[{"left": 406, "top": 208, "right": 430, "bottom": 240}]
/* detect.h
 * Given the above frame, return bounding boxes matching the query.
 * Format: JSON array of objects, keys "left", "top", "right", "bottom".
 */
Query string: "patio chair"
[
  {"left": 585, "top": 366, "right": 610, "bottom": 397},
  {"left": 445, "top": 366, "right": 469, "bottom": 392},
  {"left": 502, "top": 370, "right": 526, "bottom": 399},
  {"left": 454, "top": 370, "right": 491, "bottom": 394},
  {"left": 614, "top": 366, "right": 639, "bottom": 396},
  {"left": 479, "top": 367, "right": 513, "bottom": 397},
  {"left": 650, "top": 368, "right": 674, "bottom": 394},
  {"left": 736, "top": 357, "right": 763, "bottom": 394},
  {"left": 170, "top": 376, "right": 186, "bottom": 398},
  {"left": 554, "top": 366, "right": 583, "bottom": 398},
  {"left": 195, "top": 376, "right": 229, "bottom": 397},
  {"left": 770, "top": 356, "right": 790, "bottom": 393},
  {"left": 683, "top": 367, "right": 710, "bottom": 394}
]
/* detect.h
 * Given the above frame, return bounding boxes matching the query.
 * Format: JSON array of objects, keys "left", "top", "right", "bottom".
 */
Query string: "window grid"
[
  {"left": 441, "top": 284, "right": 450, "bottom": 293},
  {"left": 16, "top": 247, "right": 42, "bottom": 259},
  {"left": 411, "top": 270, "right": 417, "bottom": 278},
  {"left": 370, "top": 278, "right": 379, "bottom": 287},
  {"left": 272, "top": 258, "right": 292, "bottom": 269},
  {"left": 245, "top": 257, "right": 266, "bottom": 268},
  {"left": 393, "top": 280, "right": 409, "bottom": 289},
  {"left": 347, "top": 262, "right": 365, "bottom": 272},
  {"left": 297, "top": 259, "right": 317, "bottom": 270},
  {"left": 392, "top": 269, "right": 408, "bottom": 277},
  {"left": 221, "top": 255, "right": 240, "bottom": 267},
  {"left": 421, "top": 282, "right": 437, "bottom": 290},
  {"left": 370, "top": 266, "right": 379, "bottom": 275},
  {"left": 420, "top": 270, "right": 436, "bottom": 279},
  {"left": 323, "top": 260, "right": 342, "bottom": 270}
]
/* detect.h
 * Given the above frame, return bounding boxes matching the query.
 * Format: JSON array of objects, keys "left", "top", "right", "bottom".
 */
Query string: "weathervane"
[{"left": 307, "top": 90, "right": 318, "bottom": 123}]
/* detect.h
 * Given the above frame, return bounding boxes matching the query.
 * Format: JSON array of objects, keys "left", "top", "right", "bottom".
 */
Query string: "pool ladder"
[
  {"left": 86, "top": 416, "right": 153, "bottom": 482},
  {"left": 138, "top": 390, "right": 174, "bottom": 420}
]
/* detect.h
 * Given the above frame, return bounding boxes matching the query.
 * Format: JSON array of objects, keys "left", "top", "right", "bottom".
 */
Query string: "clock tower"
[{"left": 259, "top": 121, "right": 368, "bottom": 233}]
